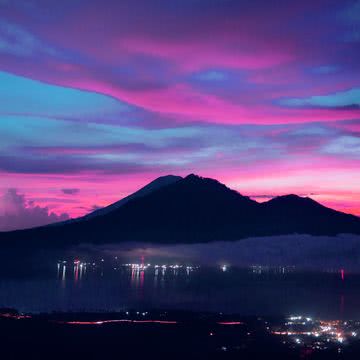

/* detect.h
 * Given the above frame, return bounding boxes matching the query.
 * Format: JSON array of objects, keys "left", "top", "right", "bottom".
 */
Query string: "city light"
[{"left": 269, "top": 315, "right": 360, "bottom": 350}]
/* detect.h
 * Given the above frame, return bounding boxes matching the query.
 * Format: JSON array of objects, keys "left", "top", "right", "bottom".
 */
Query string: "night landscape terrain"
[
  {"left": 1, "top": 174, "right": 360, "bottom": 274},
  {"left": 1, "top": 0, "right": 360, "bottom": 358}
]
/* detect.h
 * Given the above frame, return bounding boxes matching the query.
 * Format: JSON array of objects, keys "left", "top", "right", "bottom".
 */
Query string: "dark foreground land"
[{"left": 2, "top": 310, "right": 360, "bottom": 359}]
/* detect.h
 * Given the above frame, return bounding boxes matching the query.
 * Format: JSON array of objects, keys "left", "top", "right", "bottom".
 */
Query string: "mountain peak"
[
  {"left": 156, "top": 174, "right": 183, "bottom": 181},
  {"left": 183, "top": 173, "right": 233, "bottom": 190},
  {"left": 184, "top": 173, "right": 203, "bottom": 180},
  {"left": 148, "top": 174, "right": 183, "bottom": 186},
  {"left": 184, "top": 173, "right": 223, "bottom": 186},
  {"left": 268, "top": 194, "right": 318, "bottom": 206},
  {"left": 80, "top": 174, "right": 182, "bottom": 220}
]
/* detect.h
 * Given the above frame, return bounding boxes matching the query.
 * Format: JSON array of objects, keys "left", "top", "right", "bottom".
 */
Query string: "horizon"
[
  {"left": 42, "top": 173, "right": 358, "bottom": 219},
  {"left": 2, "top": 172, "right": 359, "bottom": 233},
  {"left": 2, "top": 171, "right": 360, "bottom": 230},
  {"left": 1, "top": 0, "right": 360, "bottom": 231}
]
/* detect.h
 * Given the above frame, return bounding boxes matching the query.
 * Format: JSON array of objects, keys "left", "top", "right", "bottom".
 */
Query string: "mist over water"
[{"left": 76, "top": 234, "right": 360, "bottom": 271}]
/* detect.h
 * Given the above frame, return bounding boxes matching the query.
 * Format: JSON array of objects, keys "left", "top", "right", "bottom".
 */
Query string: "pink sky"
[{"left": 0, "top": 0, "right": 359, "bottom": 230}]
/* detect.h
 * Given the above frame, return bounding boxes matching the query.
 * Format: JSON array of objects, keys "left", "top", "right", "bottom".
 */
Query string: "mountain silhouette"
[
  {"left": 49, "top": 174, "right": 182, "bottom": 226},
  {"left": 84, "top": 174, "right": 182, "bottom": 220},
  {"left": 1, "top": 174, "right": 360, "bottom": 251}
]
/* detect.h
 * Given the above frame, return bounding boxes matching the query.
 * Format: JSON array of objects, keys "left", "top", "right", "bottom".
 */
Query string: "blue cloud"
[
  {"left": 0, "top": 115, "right": 201, "bottom": 150},
  {"left": 341, "top": 0, "right": 360, "bottom": 25},
  {"left": 279, "top": 88, "right": 360, "bottom": 108},
  {"left": 322, "top": 136, "right": 360, "bottom": 158},
  {"left": 338, "top": 1, "right": 360, "bottom": 42},
  {"left": 310, "top": 65, "right": 339, "bottom": 74},
  {"left": 0, "top": 71, "right": 132, "bottom": 121},
  {"left": 0, "top": 19, "right": 58, "bottom": 57},
  {"left": 195, "top": 70, "right": 227, "bottom": 81}
]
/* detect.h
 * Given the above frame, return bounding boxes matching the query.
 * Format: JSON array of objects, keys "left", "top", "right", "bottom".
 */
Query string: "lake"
[{"left": 1, "top": 264, "right": 359, "bottom": 319}]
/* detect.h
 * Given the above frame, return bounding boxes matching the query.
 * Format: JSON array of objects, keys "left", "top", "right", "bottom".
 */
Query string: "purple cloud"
[
  {"left": 0, "top": 189, "right": 69, "bottom": 231},
  {"left": 61, "top": 188, "right": 80, "bottom": 195},
  {"left": 0, "top": 0, "right": 359, "bottom": 222}
]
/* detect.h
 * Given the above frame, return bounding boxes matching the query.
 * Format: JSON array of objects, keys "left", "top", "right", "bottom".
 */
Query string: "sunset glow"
[{"left": 1, "top": 0, "right": 359, "bottom": 230}]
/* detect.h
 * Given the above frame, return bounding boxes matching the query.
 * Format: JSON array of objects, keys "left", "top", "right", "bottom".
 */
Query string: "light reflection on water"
[{"left": 0, "top": 265, "right": 359, "bottom": 319}]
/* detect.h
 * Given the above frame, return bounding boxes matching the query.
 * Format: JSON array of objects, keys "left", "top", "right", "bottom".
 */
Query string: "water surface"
[{"left": 0, "top": 265, "right": 358, "bottom": 318}]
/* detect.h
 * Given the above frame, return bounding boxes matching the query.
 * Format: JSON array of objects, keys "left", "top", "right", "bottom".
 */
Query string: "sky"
[{"left": 0, "top": 0, "right": 360, "bottom": 231}]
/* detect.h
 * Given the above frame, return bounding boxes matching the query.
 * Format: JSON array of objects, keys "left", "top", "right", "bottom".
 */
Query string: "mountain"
[
  {"left": 262, "top": 194, "right": 360, "bottom": 235},
  {"left": 49, "top": 175, "right": 182, "bottom": 227},
  {"left": 83, "top": 174, "right": 182, "bottom": 220},
  {"left": 1, "top": 174, "right": 360, "bottom": 251}
]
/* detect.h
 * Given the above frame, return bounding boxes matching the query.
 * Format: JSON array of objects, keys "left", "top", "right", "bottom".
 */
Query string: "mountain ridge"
[{"left": 1, "top": 174, "right": 360, "bottom": 251}]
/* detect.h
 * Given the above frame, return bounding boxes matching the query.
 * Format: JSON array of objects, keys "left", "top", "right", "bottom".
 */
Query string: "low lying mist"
[
  {"left": 73, "top": 234, "right": 360, "bottom": 271},
  {"left": 2, "top": 234, "right": 360, "bottom": 278}
]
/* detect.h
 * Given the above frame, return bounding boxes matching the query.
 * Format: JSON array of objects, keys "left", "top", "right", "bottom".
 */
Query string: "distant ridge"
[{"left": 1, "top": 174, "right": 360, "bottom": 250}]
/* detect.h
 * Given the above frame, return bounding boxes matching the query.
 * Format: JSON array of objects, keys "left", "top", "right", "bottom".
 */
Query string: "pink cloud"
[
  {"left": 53, "top": 76, "right": 359, "bottom": 125},
  {"left": 0, "top": 0, "right": 359, "bottom": 226},
  {"left": 0, "top": 189, "right": 69, "bottom": 231},
  {"left": 1, "top": 0, "right": 359, "bottom": 127},
  {"left": 2, "top": 149, "right": 359, "bottom": 222}
]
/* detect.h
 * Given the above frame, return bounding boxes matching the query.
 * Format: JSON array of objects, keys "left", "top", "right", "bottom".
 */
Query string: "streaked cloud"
[
  {"left": 0, "top": 71, "right": 131, "bottom": 122},
  {"left": 0, "top": 0, "right": 359, "bottom": 225},
  {"left": 196, "top": 70, "right": 227, "bottom": 81},
  {"left": 310, "top": 65, "right": 339, "bottom": 74},
  {"left": 61, "top": 188, "right": 80, "bottom": 195},
  {"left": 0, "top": 19, "right": 58, "bottom": 57},
  {"left": 280, "top": 88, "right": 360, "bottom": 109},
  {"left": 322, "top": 136, "right": 360, "bottom": 158}
]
